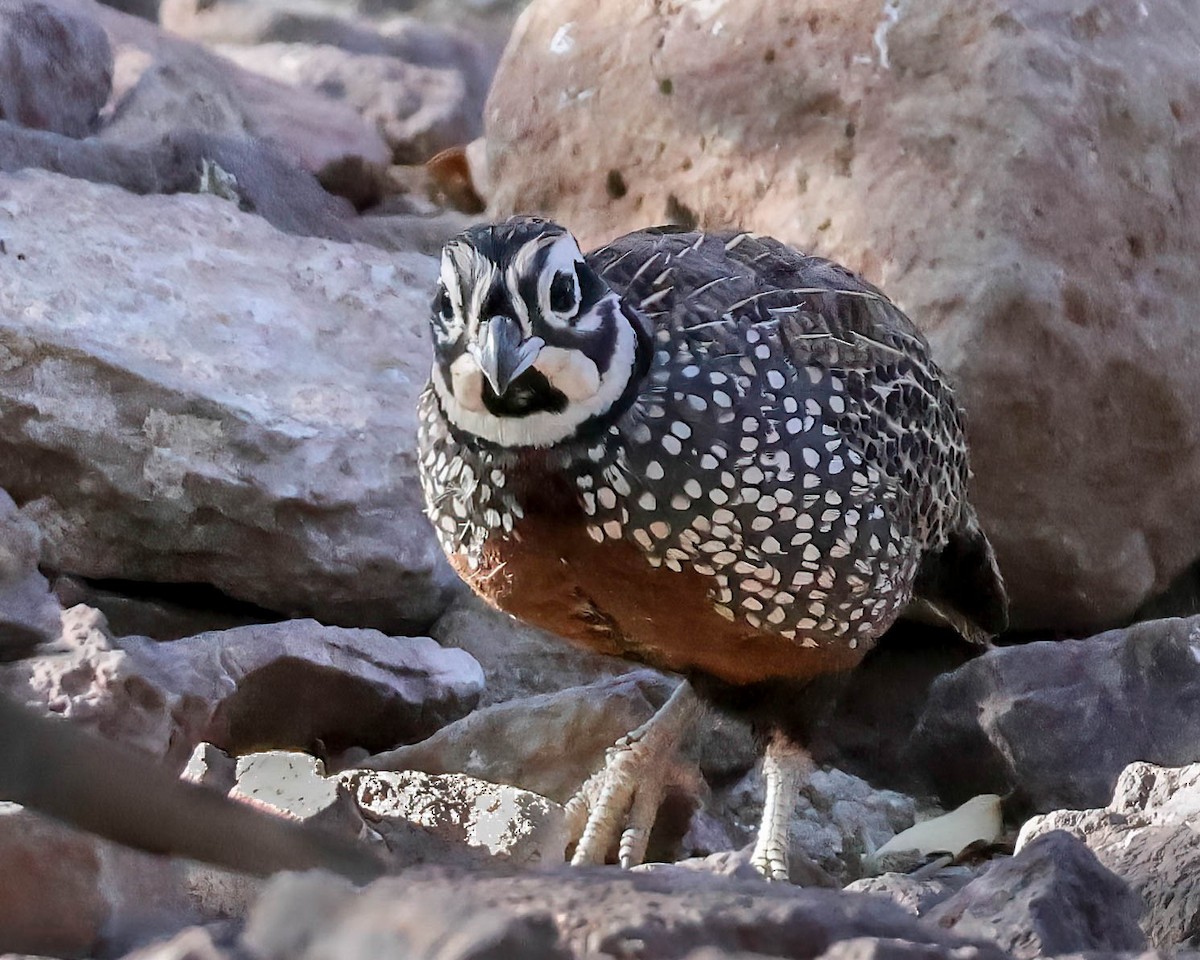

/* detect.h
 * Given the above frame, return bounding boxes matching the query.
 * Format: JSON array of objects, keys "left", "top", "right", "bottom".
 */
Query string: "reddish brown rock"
[{"left": 484, "top": 0, "right": 1200, "bottom": 631}]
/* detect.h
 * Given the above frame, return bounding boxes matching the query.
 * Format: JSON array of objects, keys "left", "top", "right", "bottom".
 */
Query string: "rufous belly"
[{"left": 449, "top": 510, "right": 867, "bottom": 687}]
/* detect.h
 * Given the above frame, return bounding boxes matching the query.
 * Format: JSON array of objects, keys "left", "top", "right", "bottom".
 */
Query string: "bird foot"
[
  {"left": 565, "top": 681, "right": 703, "bottom": 868},
  {"left": 749, "top": 736, "right": 814, "bottom": 882}
]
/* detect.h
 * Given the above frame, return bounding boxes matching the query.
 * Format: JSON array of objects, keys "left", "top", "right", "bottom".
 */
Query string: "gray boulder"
[{"left": 0, "top": 169, "right": 457, "bottom": 630}]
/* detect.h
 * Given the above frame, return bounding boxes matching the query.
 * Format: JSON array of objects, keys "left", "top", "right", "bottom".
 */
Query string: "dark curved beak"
[{"left": 469, "top": 316, "right": 544, "bottom": 397}]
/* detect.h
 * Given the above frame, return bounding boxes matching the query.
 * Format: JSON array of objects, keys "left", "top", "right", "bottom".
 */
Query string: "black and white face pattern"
[{"left": 428, "top": 218, "right": 642, "bottom": 448}]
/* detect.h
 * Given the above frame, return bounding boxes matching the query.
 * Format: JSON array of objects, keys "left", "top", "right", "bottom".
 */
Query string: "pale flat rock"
[
  {"left": 0, "top": 610, "right": 482, "bottom": 767},
  {"left": 845, "top": 869, "right": 976, "bottom": 919},
  {"left": 0, "top": 169, "right": 457, "bottom": 630},
  {"left": 1019, "top": 760, "right": 1200, "bottom": 949},
  {"left": 485, "top": 0, "right": 1200, "bottom": 632},
  {"left": 339, "top": 768, "right": 568, "bottom": 866}
]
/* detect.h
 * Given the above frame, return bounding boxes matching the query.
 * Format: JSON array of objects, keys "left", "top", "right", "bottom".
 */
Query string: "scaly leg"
[
  {"left": 750, "top": 732, "right": 814, "bottom": 882},
  {"left": 565, "top": 680, "right": 703, "bottom": 867}
]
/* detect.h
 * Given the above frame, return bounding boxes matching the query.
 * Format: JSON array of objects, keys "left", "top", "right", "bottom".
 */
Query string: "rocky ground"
[{"left": 1, "top": 0, "right": 1199, "bottom": 958}]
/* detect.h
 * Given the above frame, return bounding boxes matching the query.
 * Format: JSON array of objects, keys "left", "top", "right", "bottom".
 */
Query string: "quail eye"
[{"left": 549, "top": 270, "right": 579, "bottom": 317}]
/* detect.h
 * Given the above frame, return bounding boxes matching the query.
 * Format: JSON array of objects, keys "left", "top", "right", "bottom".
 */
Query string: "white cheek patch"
[
  {"left": 449, "top": 354, "right": 486, "bottom": 412},
  {"left": 534, "top": 346, "right": 600, "bottom": 401}
]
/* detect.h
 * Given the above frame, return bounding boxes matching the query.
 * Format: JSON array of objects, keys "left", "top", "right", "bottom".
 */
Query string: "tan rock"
[{"left": 484, "top": 0, "right": 1200, "bottom": 630}]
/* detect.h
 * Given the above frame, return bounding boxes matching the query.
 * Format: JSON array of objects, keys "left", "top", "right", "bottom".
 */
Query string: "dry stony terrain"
[{"left": 1, "top": 0, "right": 1199, "bottom": 958}]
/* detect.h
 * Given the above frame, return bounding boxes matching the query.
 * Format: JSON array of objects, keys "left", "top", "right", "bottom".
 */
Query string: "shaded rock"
[
  {"left": 48, "top": 0, "right": 392, "bottom": 173},
  {"left": 0, "top": 800, "right": 260, "bottom": 958},
  {"left": 485, "top": 0, "right": 1200, "bottom": 632},
  {"left": 159, "top": 0, "right": 496, "bottom": 114},
  {"left": 429, "top": 591, "right": 633, "bottom": 707},
  {"left": 182, "top": 741, "right": 237, "bottom": 793},
  {"left": 216, "top": 42, "right": 475, "bottom": 163},
  {"left": 926, "top": 831, "right": 1146, "bottom": 958},
  {"left": 242, "top": 866, "right": 1012, "bottom": 960},
  {"left": 362, "top": 671, "right": 673, "bottom": 803},
  {"left": 340, "top": 768, "right": 567, "bottom": 866},
  {"left": 846, "top": 870, "right": 977, "bottom": 919},
  {"left": 245, "top": 873, "right": 568, "bottom": 960},
  {"left": 708, "top": 763, "right": 917, "bottom": 885},
  {"left": 232, "top": 752, "right": 370, "bottom": 840},
  {"left": 904, "top": 616, "right": 1200, "bottom": 814},
  {"left": 0, "top": 169, "right": 458, "bottom": 630},
  {"left": 51, "top": 574, "right": 271, "bottom": 641},
  {"left": 0, "top": 0, "right": 112, "bottom": 138},
  {"left": 0, "top": 611, "right": 482, "bottom": 766},
  {"left": 1019, "top": 761, "right": 1200, "bottom": 949},
  {"left": 0, "top": 121, "right": 361, "bottom": 241},
  {"left": 119, "top": 925, "right": 238, "bottom": 960},
  {"left": 0, "top": 487, "right": 60, "bottom": 652}
]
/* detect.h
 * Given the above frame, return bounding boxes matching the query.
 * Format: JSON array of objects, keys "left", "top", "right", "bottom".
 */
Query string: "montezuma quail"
[{"left": 418, "top": 217, "right": 1008, "bottom": 879}]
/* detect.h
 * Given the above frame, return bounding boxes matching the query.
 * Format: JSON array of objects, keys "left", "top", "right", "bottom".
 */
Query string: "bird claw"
[
  {"left": 747, "top": 735, "right": 814, "bottom": 883},
  {"left": 564, "top": 682, "right": 702, "bottom": 867}
]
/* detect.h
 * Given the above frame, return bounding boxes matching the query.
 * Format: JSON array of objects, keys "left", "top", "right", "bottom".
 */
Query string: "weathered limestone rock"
[
  {"left": 0, "top": 169, "right": 458, "bottom": 630},
  {"left": 216, "top": 42, "right": 475, "bottom": 163}
]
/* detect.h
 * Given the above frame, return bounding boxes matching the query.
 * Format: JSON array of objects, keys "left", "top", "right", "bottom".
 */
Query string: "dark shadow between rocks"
[{"left": 208, "top": 657, "right": 470, "bottom": 757}]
